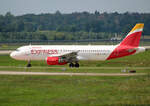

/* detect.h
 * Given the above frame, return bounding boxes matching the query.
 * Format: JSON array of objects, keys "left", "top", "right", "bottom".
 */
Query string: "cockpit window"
[{"left": 16, "top": 48, "right": 20, "bottom": 51}]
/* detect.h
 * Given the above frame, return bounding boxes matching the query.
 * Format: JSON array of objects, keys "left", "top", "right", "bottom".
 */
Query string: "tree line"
[
  {"left": 0, "top": 11, "right": 150, "bottom": 41},
  {"left": 0, "top": 31, "right": 114, "bottom": 41}
]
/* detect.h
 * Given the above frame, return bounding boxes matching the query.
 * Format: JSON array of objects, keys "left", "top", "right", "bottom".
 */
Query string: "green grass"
[
  {"left": 0, "top": 75, "right": 150, "bottom": 105},
  {"left": 0, "top": 44, "right": 20, "bottom": 50},
  {"left": 0, "top": 66, "right": 150, "bottom": 74}
]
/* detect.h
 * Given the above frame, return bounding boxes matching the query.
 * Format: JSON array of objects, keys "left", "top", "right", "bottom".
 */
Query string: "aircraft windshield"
[{"left": 16, "top": 48, "right": 21, "bottom": 52}]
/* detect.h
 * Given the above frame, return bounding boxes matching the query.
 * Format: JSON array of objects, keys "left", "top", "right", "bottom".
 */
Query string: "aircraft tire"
[
  {"left": 69, "top": 63, "right": 74, "bottom": 68},
  {"left": 75, "top": 63, "right": 79, "bottom": 68},
  {"left": 27, "top": 63, "right": 32, "bottom": 67}
]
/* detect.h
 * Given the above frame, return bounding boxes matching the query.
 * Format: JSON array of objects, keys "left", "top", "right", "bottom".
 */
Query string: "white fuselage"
[
  {"left": 10, "top": 45, "right": 145, "bottom": 61},
  {"left": 10, "top": 45, "right": 116, "bottom": 61}
]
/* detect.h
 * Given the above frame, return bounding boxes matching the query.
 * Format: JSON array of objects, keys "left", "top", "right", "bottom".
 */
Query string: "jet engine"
[{"left": 46, "top": 57, "right": 67, "bottom": 65}]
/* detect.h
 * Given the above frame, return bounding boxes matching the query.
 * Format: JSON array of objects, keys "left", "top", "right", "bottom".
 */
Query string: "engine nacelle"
[{"left": 46, "top": 57, "right": 67, "bottom": 65}]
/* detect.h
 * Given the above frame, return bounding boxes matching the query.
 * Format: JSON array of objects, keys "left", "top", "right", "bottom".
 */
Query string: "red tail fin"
[
  {"left": 119, "top": 23, "right": 144, "bottom": 47},
  {"left": 107, "top": 23, "right": 144, "bottom": 60}
]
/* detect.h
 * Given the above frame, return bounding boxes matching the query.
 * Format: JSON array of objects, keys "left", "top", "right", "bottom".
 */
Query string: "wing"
[{"left": 49, "top": 51, "right": 79, "bottom": 62}]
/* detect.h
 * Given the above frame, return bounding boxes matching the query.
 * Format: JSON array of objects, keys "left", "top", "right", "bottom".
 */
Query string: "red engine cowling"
[{"left": 46, "top": 57, "right": 67, "bottom": 65}]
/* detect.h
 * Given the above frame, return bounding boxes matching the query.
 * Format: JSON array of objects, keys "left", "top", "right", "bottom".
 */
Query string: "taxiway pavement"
[{"left": 0, "top": 71, "right": 146, "bottom": 76}]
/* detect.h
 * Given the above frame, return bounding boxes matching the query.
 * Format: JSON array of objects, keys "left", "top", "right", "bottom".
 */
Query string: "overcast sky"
[{"left": 0, "top": 0, "right": 150, "bottom": 16}]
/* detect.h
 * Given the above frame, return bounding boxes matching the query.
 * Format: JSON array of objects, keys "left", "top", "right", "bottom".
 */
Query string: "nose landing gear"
[{"left": 27, "top": 61, "right": 32, "bottom": 67}]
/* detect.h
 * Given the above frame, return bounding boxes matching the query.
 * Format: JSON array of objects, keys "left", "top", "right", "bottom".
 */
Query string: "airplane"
[{"left": 10, "top": 23, "right": 145, "bottom": 68}]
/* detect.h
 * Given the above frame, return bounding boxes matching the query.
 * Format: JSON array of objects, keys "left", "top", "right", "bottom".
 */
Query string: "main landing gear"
[
  {"left": 27, "top": 61, "right": 32, "bottom": 67},
  {"left": 69, "top": 62, "right": 79, "bottom": 68}
]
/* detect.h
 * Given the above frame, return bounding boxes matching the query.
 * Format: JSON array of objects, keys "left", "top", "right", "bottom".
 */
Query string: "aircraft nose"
[{"left": 10, "top": 51, "right": 16, "bottom": 59}]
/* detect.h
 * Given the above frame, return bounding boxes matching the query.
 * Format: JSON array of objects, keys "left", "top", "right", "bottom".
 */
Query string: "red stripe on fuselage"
[{"left": 107, "top": 31, "right": 142, "bottom": 60}]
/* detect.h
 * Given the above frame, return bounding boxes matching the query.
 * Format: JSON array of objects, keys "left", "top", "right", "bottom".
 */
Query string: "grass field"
[
  {"left": 0, "top": 75, "right": 150, "bottom": 105},
  {"left": 0, "top": 50, "right": 150, "bottom": 105}
]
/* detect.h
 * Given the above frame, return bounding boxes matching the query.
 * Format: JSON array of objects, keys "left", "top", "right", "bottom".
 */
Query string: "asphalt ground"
[
  {"left": 0, "top": 71, "right": 146, "bottom": 76},
  {"left": 0, "top": 50, "right": 13, "bottom": 54}
]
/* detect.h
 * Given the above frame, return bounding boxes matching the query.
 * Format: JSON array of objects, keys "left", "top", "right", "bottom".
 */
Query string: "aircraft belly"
[{"left": 29, "top": 54, "right": 47, "bottom": 60}]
